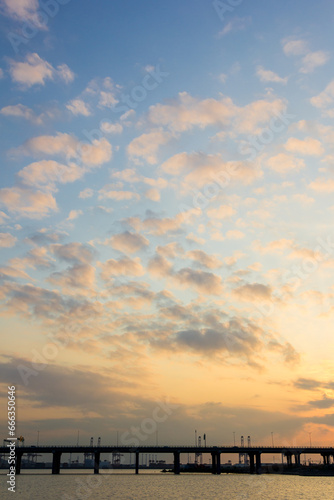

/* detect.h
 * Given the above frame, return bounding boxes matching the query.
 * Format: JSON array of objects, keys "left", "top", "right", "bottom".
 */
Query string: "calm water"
[{"left": 1, "top": 470, "right": 334, "bottom": 500}]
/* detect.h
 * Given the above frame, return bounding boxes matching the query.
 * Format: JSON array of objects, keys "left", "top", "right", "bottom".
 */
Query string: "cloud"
[
  {"left": 57, "top": 64, "right": 75, "bottom": 83},
  {"left": 79, "top": 138, "right": 112, "bottom": 166},
  {"left": 226, "top": 230, "right": 245, "bottom": 240},
  {"left": 285, "top": 137, "right": 324, "bottom": 156},
  {"left": 218, "top": 16, "right": 251, "bottom": 37},
  {"left": 207, "top": 204, "right": 236, "bottom": 219},
  {"left": 66, "top": 210, "right": 83, "bottom": 221},
  {"left": 21, "top": 133, "right": 112, "bottom": 167},
  {"left": 161, "top": 152, "right": 261, "bottom": 191},
  {"left": 173, "top": 267, "right": 223, "bottom": 295},
  {"left": 145, "top": 188, "right": 160, "bottom": 201},
  {"left": 309, "top": 178, "right": 334, "bottom": 193},
  {"left": 294, "top": 377, "right": 334, "bottom": 391},
  {"left": 0, "top": 232, "right": 17, "bottom": 248},
  {"left": 79, "top": 188, "right": 94, "bottom": 199},
  {"left": 0, "top": 104, "right": 43, "bottom": 124},
  {"left": 147, "top": 254, "right": 172, "bottom": 277},
  {"left": 252, "top": 239, "right": 293, "bottom": 255},
  {"left": 108, "top": 231, "right": 149, "bottom": 254},
  {"left": 256, "top": 66, "right": 288, "bottom": 84},
  {"left": 281, "top": 38, "right": 329, "bottom": 73},
  {"left": 48, "top": 264, "right": 96, "bottom": 295},
  {"left": 100, "top": 121, "right": 123, "bottom": 134},
  {"left": 127, "top": 129, "right": 171, "bottom": 165},
  {"left": 142, "top": 214, "right": 186, "bottom": 236},
  {"left": 300, "top": 51, "right": 329, "bottom": 73},
  {"left": 84, "top": 77, "right": 121, "bottom": 110},
  {"left": 148, "top": 91, "right": 286, "bottom": 138},
  {"left": 266, "top": 153, "right": 305, "bottom": 174},
  {"left": 100, "top": 257, "right": 145, "bottom": 279},
  {"left": 148, "top": 92, "right": 236, "bottom": 132},
  {"left": 8, "top": 53, "right": 75, "bottom": 88},
  {"left": 66, "top": 99, "right": 91, "bottom": 117},
  {"left": 157, "top": 242, "right": 184, "bottom": 259},
  {"left": 282, "top": 38, "right": 308, "bottom": 56},
  {"left": 17, "top": 160, "right": 85, "bottom": 190},
  {"left": 98, "top": 184, "right": 139, "bottom": 201},
  {"left": 0, "top": 186, "right": 57, "bottom": 218},
  {"left": 22, "top": 132, "right": 78, "bottom": 158},
  {"left": 307, "top": 395, "right": 334, "bottom": 409},
  {"left": 50, "top": 242, "right": 94, "bottom": 265},
  {"left": 186, "top": 250, "right": 222, "bottom": 269},
  {"left": 233, "top": 283, "right": 272, "bottom": 302},
  {"left": 310, "top": 80, "right": 334, "bottom": 117},
  {"left": 0, "top": 0, "right": 45, "bottom": 28},
  {"left": 173, "top": 324, "right": 260, "bottom": 357}
]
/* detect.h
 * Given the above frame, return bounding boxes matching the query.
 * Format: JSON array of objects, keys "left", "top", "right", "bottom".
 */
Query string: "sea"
[{"left": 1, "top": 470, "right": 334, "bottom": 500}]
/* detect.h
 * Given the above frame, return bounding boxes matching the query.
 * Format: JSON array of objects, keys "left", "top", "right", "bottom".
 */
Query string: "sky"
[{"left": 1, "top": 0, "right": 334, "bottom": 453}]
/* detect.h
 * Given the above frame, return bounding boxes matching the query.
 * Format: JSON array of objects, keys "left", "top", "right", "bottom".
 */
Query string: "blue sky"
[{"left": 1, "top": 0, "right": 334, "bottom": 449}]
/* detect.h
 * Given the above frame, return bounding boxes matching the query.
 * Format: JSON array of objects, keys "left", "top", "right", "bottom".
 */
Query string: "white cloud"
[
  {"left": 0, "top": 186, "right": 57, "bottom": 218},
  {"left": 148, "top": 91, "right": 236, "bottom": 132},
  {"left": 282, "top": 38, "right": 308, "bottom": 56},
  {"left": 127, "top": 129, "right": 171, "bottom": 164},
  {"left": 8, "top": 53, "right": 75, "bottom": 88},
  {"left": 285, "top": 137, "right": 324, "bottom": 156},
  {"left": 0, "top": 0, "right": 46, "bottom": 28},
  {"left": 108, "top": 231, "right": 149, "bottom": 254},
  {"left": 226, "top": 230, "right": 245, "bottom": 239},
  {"left": 18, "top": 160, "right": 84, "bottom": 190},
  {"left": 145, "top": 188, "right": 160, "bottom": 202},
  {"left": 100, "top": 257, "right": 145, "bottom": 279},
  {"left": 310, "top": 80, "right": 334, "bottom": 117},
  {"left": 66, "top": 99, "right": 91, "bottom": 117},
  {"left": 161, "top": 152, "right": 261, "bottom": 191},
  {"left": 0, "top": 104, "right": 43, "bottom": 124},
  {"left": 207, "top": 205, "right": 236, "bottom": 219},
  {"left": 80, "top": 138, "right": 112, "bottom": 166},
  {"left": 98, "top": 188, "right": 140, "bottom": 201},
  {"left": 100, "top": 122, "right": 123, "bottom": 134},
  {"left": 218, "top": 16, "right": 251, "bottom": 37},
  {"left": 22, "top": 133, "right": 112, "bottom": 167},
  {"left": 99, "top": 91, "right": 118, "bottom": 108},
  {"left": 57, "top": 64, "right": 75, "bottom": 83},
  {"left": 79, "top": 188, "right": 94, "bottom": 199},
  {"left": 0, "top": 232, "right": 17, "bottom": 248},
  {"left": 267, "top": 153, "right": 305, "bottom": 174},
  {"left": 300, "top": 51, "right": 329, "bottom": 73},
  {"left": 256, "top": 66, "right": 288, "bottom": 84},
  {"left": 66, "top": 210, "right": 83, "bottom": 221},
  {"left": 23, "top": 132, "right": 78, "bottom": 158},
  {"left": 309, "top": 178, "right": 334, "bottom": 193}
]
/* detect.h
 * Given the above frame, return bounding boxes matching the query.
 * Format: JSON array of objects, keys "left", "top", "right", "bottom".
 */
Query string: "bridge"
[{"left": 1, "top": 445, "right": 334, "bottom": 475}]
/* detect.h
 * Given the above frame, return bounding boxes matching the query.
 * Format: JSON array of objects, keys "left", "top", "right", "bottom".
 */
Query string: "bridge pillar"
[
  {"left": 94, "top": 452, "right": 100, "bottom": 474},
  {"left": 52, "top": 451, "right": 62, "bottom": 474},
  {"left": 294, "top": 453, "right": 300, "bottom": 465},
  {"left": 211, "top": 452, "right": 217, "bottom": 474},
  {"left": 249, "top": 453, "right": 255, "bottom": 474},
  {"left": 135, "top": 452, "right": 139, "bottom": 474},
  {"left": 255, "top": 452, "right": 261, "bottom": 474},
  {"left": 15, "top": 451, "right": 23, "bottom": 475},
  {"left": 216, "top": 453, "right": 221, "bottom": 474},
  {"left": 173, "top": 452, "right": 180, "bottom": 474},
  {"left": 286, "top": 453, "right": 292, "bottom": 466}
]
